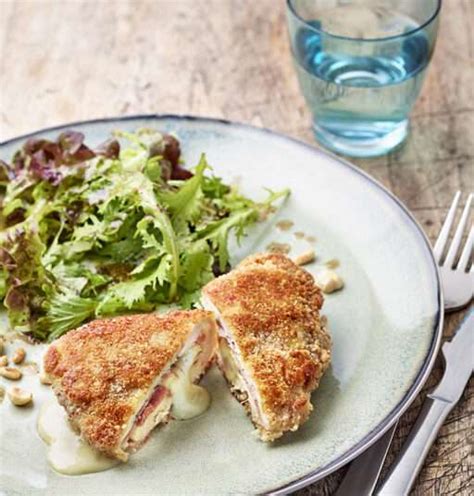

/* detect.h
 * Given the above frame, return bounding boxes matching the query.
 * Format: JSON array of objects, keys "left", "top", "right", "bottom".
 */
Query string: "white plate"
[{"left": 0, "top": 115, "right": 441, "bottom": 495}]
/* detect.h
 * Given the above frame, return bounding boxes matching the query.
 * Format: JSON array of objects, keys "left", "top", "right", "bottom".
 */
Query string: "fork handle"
[
  {"left": 335, "top": 424, "right": 397, "bottom": 496},
  {"left": 377, "top": 396, "right": 453, "bottom": 496}
]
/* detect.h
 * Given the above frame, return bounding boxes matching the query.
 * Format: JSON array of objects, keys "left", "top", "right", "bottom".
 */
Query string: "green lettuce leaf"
[
  {"left": 0, "top": 128, "right": 289, "bottom": 340},
  {"left": 159, "top": 154, "right": 208, "bottom": 226},
  {"left": 40, "top": 291, "right": 97, "bottom": 342},
  {"left": 97, "top": 255, "right": 170, "bottom": 312}
]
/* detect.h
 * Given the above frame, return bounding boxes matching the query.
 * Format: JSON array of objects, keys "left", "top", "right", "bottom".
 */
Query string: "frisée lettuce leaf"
[{"left": 0, "top": 128, "right": 288, "bottom": 340}]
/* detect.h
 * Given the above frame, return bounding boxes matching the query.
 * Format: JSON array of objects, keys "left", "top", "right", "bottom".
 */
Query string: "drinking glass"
[{"left": 286, "top": 0, "right": 441, "bottom": 157}]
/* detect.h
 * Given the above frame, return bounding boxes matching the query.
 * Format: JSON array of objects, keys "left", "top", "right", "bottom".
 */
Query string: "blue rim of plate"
[{"left": 0, "top": 114, "right": 444, "bottom": 494}]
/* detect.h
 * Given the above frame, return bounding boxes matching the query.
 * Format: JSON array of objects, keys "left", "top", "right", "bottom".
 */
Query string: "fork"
[
  {"left": 434, "top": 191, "right": 473, "bottom": 310},
  {"left": 335, "top": 192, "right": 473, "bottom": 496}
]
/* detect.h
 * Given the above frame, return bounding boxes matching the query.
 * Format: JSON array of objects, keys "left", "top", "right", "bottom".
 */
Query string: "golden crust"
[
  {"left": 44, "top": 310, "right": 215, "bottom": 460},
  {"left": 203, "top": 253, "right": 331, "bottom": 440}
]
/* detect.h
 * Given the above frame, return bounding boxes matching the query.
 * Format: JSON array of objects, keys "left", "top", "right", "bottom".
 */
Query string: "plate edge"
[{"left": 0, "top": 113, "right": 444, "bottom": 493}]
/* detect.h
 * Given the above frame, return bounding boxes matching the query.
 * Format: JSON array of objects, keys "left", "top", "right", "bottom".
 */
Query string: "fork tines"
[{"left": 433, "top": 192, "right": 473, "bottom": 272}]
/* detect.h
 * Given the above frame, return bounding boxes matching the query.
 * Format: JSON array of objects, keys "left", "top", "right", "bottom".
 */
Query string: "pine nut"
[
  {"left": 316, "top": 270, "right": 344, "bottom": 294},
  {"left": 294, "top": 249, "right": 316, "bottom": 266},
  {"left": 8, "top": 387, "right": 33, "bottom": 406},
  {"left": 12, "top": 347, "right": 26, "bottom": 365},
  {"left": 0, "top": 367, "right": 22, "bottom": 380}
]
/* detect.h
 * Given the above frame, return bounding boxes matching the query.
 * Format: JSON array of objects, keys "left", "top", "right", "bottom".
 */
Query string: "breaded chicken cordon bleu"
[
  {"left": 202, "top": 253, "right": 331, "bottom": 441},
  {"left": 43, "top": 310, "right": 217, "bottom": 461}
]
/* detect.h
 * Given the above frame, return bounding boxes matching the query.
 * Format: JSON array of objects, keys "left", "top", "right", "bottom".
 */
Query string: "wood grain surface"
[{"left": 0, "top": 1, "right": 472, "bottom": 494}]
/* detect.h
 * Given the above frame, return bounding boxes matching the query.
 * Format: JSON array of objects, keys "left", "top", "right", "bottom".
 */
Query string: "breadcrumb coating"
[
  {"left": 44, "top": 310, "right": 216, "bottom": 460},
  {"left": 203, "top": 253, "right": 331, "bottom": 440}
]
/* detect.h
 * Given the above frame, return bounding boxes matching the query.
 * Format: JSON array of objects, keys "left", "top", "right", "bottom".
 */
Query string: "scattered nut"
[
  {"left": 12, "top": 347, "right": 26, "bottom": 365},
  {"left": 0, "top": 355, "right": 8, "bottom": 367},
  {"left": 316, "top": 270, "right": 344, "bottom": 294},
  {"left": 266, "top": 242, "right": 291, "bottom": 254},
  {"left": 8, "top": 387, "right": 33, "bottom": 406},
  {"left": 0, "top": 366, "right": 23, "bottom": 380},
  {"left": 325, "top": 258, "right": 340, "bottom": 269},
  {"left": 39, "top": 371, "right": 52, "bottom": 385},
  {"left": 294, "top": 249, "right": 316, "bottom": 266},
  {"left": 276, "top": 219, "right": 294, "bottom": 231},
  {"left": 0, "top": 385, "right": 5, "bottom": 403}
]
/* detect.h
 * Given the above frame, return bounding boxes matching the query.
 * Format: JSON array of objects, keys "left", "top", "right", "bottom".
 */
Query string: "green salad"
[{"left": 0, "top": 128, "right": 288, "bottom": 341}]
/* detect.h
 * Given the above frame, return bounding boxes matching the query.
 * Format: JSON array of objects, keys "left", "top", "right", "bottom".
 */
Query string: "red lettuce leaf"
[
  {"left": 95, "top": 138, "right": 120, "bottom": 159},
  {"left": 163, "top": 134, "right": 193, "bottom": 180}
]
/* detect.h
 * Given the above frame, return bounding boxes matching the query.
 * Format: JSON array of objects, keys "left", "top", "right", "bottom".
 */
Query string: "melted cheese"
[
  {"left": 127, "top": 394, "right": 172, "bottom": 446},
  {"left": 219, "top": 337, "right": 246, "bottom": 392},
  {"left": 164, "top": 344, "right": 210, "bottom": 420},
  {"left": 37, "top": 401, "right": 119, "bottom": 475},
  {"left": 126, "top": 341, "right": 212, "bottom": 448},
  {"left": 166, "top": 377, "right": 210, "bottom": 420}
]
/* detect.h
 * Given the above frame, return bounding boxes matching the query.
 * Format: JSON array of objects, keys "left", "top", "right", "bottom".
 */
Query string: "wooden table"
[{"left": 1, "top": 1, "right": 472, "bottom": 494}]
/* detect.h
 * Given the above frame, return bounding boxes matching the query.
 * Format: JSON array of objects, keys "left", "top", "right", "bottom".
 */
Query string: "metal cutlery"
[
  {"left": 335, "top": 192, "right": 473, "bottom": 496},
  {"left": 433, "top": 192, "right": 473, "bottom": 310},
  {"left": 378, "top": 309, "right": 473, "bottom": 495}
]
